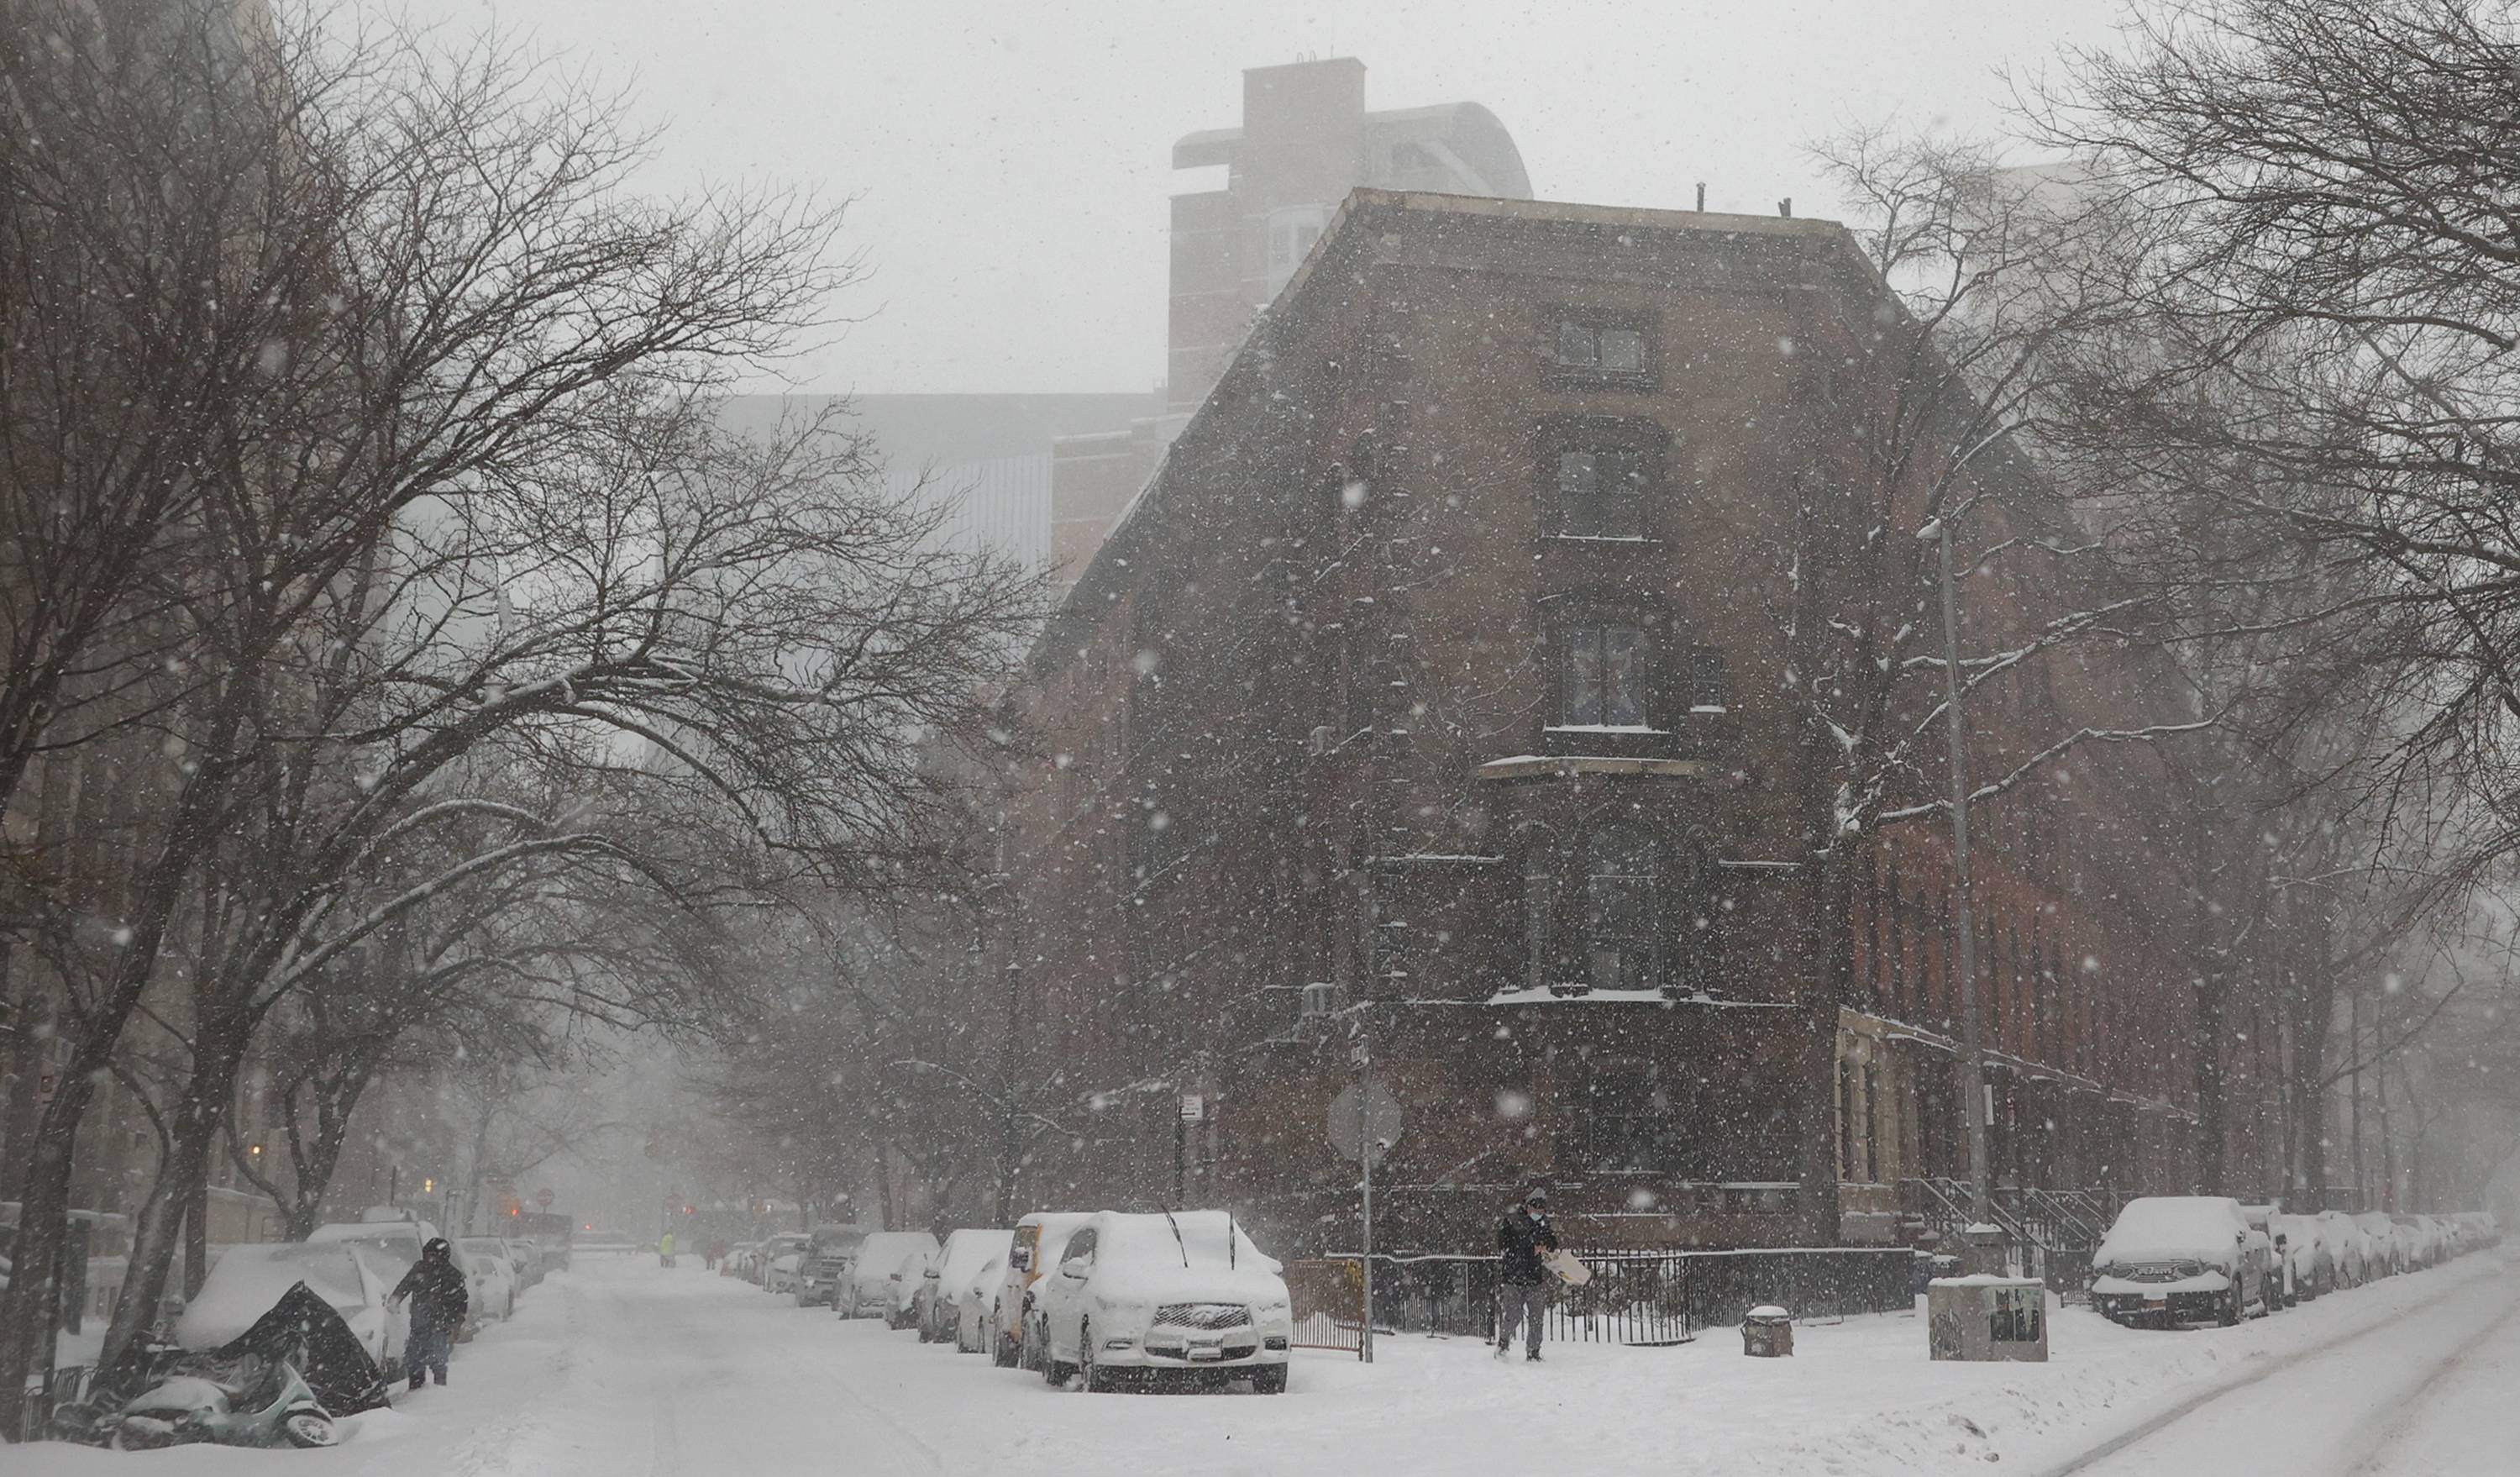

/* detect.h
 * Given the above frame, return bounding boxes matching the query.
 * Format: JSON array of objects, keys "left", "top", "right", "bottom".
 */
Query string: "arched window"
[{"left": 1586, "top": 826, "right": 1659, "bottom": 990}]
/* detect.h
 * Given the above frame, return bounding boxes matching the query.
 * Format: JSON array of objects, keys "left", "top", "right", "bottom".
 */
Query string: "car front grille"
[{"left": 1155, "top": 1302, "right": 1252, "bottom": 1330}]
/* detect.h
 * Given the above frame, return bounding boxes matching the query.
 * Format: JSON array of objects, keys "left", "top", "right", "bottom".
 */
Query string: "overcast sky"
[{"left": 405, "top": 0, "right": 2126, "bottom": 395}]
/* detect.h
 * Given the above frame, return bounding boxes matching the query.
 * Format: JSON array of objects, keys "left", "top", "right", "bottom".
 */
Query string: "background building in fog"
[
  {"left": 709, "top": 60, "right": 1532, "bottom": 587},
  {"left": 1164, "top": 56, "right": 1533, "bottom": 415}
]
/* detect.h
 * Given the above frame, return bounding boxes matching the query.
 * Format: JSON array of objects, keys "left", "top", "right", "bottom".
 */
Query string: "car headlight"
[{"left": 2174, "top": 1260, "right": 2208, "bottom": 1279}]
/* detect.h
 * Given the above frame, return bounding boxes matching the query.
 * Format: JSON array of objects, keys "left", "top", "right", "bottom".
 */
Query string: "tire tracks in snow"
[
  {"left": 2332, "top": 1290, "right": 2520, "bottom": 1476},
  {"left": 2037, "top": 1263, "right": 2520, "bottom": 1477}
]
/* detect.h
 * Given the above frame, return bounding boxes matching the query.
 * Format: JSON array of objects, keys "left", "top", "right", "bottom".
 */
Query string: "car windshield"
[
  {"left": 1104, "top": 1213, "right": 1268, "bottom": 1271},
  {"left": 809, "top": 1227, "right": 869, "bottom": 1259}
]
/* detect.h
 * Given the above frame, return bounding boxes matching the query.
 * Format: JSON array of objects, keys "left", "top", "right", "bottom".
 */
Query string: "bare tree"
[
  {"left": 1742, "top": 124, "right": 2176, "bottom": 1237},
  {"left": 2019, "top": 0, "right": 2520, "bottom": 1196},
  {"left": 0, "top": 1, "right": 883, "bottom": 1414},
  {"left": 85, "top": 386, "right": 1033, "bottom": 1367}
]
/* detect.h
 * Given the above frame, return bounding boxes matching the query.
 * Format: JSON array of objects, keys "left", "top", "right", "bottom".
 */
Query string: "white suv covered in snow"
[
  {"left": 2090, "top": 1196, "right": 2271, "bottom": 1327},
  {"left": 1032, "top": 1211, "right": 1292, "bottom": 1393}
]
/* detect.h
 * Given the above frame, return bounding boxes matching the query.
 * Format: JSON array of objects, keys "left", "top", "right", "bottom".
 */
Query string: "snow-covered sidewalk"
[{"left": 16, "top": 1249, "right": 2516, "bottom": 1474}]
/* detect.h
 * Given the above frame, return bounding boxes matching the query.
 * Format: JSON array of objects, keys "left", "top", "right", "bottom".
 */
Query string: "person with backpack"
[
  {"left": 388, "top": 1238, "right": 468, "bottom": 1390},
  {"left": 1496, "top": 1188, "right": 1562, "bottom": 1361}
]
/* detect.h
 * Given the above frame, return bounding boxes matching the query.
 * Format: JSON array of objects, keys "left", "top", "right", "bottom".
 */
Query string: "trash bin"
[
  {"left": 1926, "top": 1276, "right": 2048, "bottom": 1362},
  {"left": 1740, "top": 1305, "right": 1794, "bottom": 1357}
]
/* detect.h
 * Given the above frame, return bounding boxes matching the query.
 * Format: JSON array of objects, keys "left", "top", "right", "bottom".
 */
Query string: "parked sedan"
[
  {"left": 2351, "top": 1212, "right": 2404, "bottom": 1278},
  {"left": 2267, "top": 1212, "right": 2330, "bottom": 1303},
  {"left": 2089, "top": 1196, "right": 2271, "bottom": 1327},
  {"left": 1032, "top": 1210, "right": 1292, "bottom": 1393},
  {"left": 954, "top": 1250, "right": 1006, "bottom": 1354},
  {"left": 842, "top": 1232, "right": 939, "bottom": 1324},
  {"left": 2313, "top": 1210, "right": 2369, "bottom": 1288},
  {"left": 920, "top": 1229, "right": 1010, "bottom": 1344},
  {"left": 176, "top": 1242, "right": 409, "bottom": 1381},
  {"left": 454, "top": 1238, "right": 520, "bottom": 1323},
  {"left": 757, "top": 1233, "right": 808, "bottom": 1293}
]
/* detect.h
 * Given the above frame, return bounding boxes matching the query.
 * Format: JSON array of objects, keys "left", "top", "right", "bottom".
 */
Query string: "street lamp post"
[{"left": 1935, "top": 518, "right": 1993, "bottom": 1226}]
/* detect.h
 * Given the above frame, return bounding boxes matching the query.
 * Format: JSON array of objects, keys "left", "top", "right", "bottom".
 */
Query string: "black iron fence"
[{"left": 1288, "top": 1246, "right": 1915, "bottom": 1356}]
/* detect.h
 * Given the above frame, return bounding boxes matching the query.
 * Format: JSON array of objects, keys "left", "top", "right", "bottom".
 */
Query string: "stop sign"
[{"left": 534, "top": 1187, "right": 554, "bottom": 1209}]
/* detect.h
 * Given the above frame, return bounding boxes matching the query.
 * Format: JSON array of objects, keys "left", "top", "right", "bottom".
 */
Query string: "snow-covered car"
[
  {"left": 2390, "top": 1213, "right": 2443, "bottom": 1269},
  {"left": 2312, "top": 1210, "right": 2369, "bottom": 1288},
  {"left": 2267, "top": 1212, "right": 2330, "bottom": 1302},
  {"left": 757, "top": 1233, "right": 807, "bottom": 1291},
  {"left": 454, "top": 1237, "right": 520, "bottom": 1322},
  {"left": 841, "top": 1231, "right": 939, "bottom": 1323},
  {"left": 502, "top": 1236, "right": 546, "bottom": 1289},
  {"left": 574, "top": 1229, "right": 638, "bottom": 1256},
  {"left": 307, "top": 1218, "right": 442, "bottom": 1290},
  {"left": 920, "top": 1228, "right": 1009, "bottom": 1343},
  {"left": 1033, "top": 1211, "right": 1292, "bottom": 1393},
  {"left": 955, "top": 1250, "right": 1006, "bottom": 1354},
  {"left": 795, "top": 1224, "right": 872, "bottom": 1309},
  {"left": 176, "top": 1241, "right": 409, "bottom": 1381},
  {"left": 766, "top": 1252, "right": 802, "bottom": 1296},
  {"left": 995, "top": 1212, "right": 1100, "bottom": 1369},
  {"left": 2090, "top": 1196, "right": 2271, "bottom": 1327},
  {"left": 2351, "top": 1212, "right": 2404, "bottom": 1277},
  {"left": 2451, "top": 1210, "right": 2502, "bottom": 1252}
]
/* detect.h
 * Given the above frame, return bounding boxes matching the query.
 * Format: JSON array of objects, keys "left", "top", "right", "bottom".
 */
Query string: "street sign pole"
[{"left": 1327, "top": 1032, "right": 1400, "bottom": 1366}]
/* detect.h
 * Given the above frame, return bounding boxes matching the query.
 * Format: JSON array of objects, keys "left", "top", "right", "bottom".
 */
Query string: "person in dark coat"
[
  {"left": 389, "top": 1238, "right": 468, "bottom": 1390},
  {"left": 1495, "top": 1188, "right": 1562, "bottom": 1361}
]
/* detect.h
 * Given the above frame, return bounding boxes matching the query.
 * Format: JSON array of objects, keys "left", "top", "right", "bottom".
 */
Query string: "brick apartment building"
[{"left": 1000, "top": 186, "right": 2221, "bottom": 1255}]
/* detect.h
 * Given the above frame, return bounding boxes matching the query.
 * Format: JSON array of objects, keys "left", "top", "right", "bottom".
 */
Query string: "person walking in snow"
[
  {"left": 659, "top": 1230, "right": 676, "bottom": 1268},
  {"left": 1496, "top": 1188, "right": 1561, "bottom": 1361},
  {"left": 388, "top": 1238, "right": 468, "bottom": 1390}
]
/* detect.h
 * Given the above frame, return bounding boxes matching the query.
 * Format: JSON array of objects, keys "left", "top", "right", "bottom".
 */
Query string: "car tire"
[
  {"left": 283, "top": 1412, "right": 339, "bottom": 1448},
  {"left": 1040, "top": 1321, "right": 1071, "bottom": 1385},
  {"left": 2218, "top": 1283, "right": 2241, "bottom": 1327},
  {"left": 1252, "top": 1365, "right": 1288, "bottom": 1396}
]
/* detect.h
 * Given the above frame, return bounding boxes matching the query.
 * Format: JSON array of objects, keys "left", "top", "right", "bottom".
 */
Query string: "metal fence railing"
[{"left": 1286, "top": 1247, "right": 1916, "bottom": 1358}]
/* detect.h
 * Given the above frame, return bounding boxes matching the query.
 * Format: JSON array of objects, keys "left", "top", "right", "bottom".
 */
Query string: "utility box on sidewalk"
[{"left": 1927, "top": 1276, "right": 2048, "bottom": 1362}]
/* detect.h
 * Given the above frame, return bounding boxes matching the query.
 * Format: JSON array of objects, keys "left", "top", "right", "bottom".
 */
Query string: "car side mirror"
[{"left": 1060, "top": 1256, "right": 1089, "bottom": 1280}]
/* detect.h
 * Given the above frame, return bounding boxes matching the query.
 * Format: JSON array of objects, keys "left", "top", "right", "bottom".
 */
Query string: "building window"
[
  {"left": 1551, "top": 449, "right": 1649, "bottom": 538},
  {"left": 1689, "top": 647, "right": 1731, "bottom": 712},
  {"left": 1265, "top": 204, "right": 1330, "bottom": 299},
  {"left": 1549, "top": 308, "right": 1657, "bottom": 387},
  {"left": 1585, "top": 826, "right": 1658, "bottom": 990},
  {"left": 1583, "top": 1058, "right": 1691, "bottom": 1173},
  {"left": 1537, "top": 418, "right": 1666, "bottom": 539},
  {"left": 1567, "top": 623, "right": 1650, "bottom": 727}
]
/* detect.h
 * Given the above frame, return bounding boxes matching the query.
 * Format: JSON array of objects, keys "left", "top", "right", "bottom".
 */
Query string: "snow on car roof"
[
  {"left": 854, "top": 1231, "right": 938, "bottom": 1271},
  {"left": 175, "top": 1243, "right": 374, "bottom": 1348},
  {"left": 2097, "top": 1196, "right": 2249, "bottom": 1263},
  {"left": 1100, "top": 1211, "right": 1276, "bottom": 1273},
  {"left": 936, "top": 1228, "right": 1010, "bottom": 1286}
]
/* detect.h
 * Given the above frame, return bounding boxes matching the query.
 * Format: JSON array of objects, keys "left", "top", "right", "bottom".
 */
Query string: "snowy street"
[{"left": 17, "top": 1249, "right": 2520, "bottom": 1476}]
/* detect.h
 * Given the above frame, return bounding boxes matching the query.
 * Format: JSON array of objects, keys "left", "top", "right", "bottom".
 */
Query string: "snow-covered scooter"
[{"left": 100, "top": 1352, "right": 339, "bottom": 1450}]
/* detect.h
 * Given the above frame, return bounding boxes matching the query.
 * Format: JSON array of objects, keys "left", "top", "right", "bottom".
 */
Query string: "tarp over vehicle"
[{"left": 218, "top": 1280, "right": 390, "bottom": 1414}]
